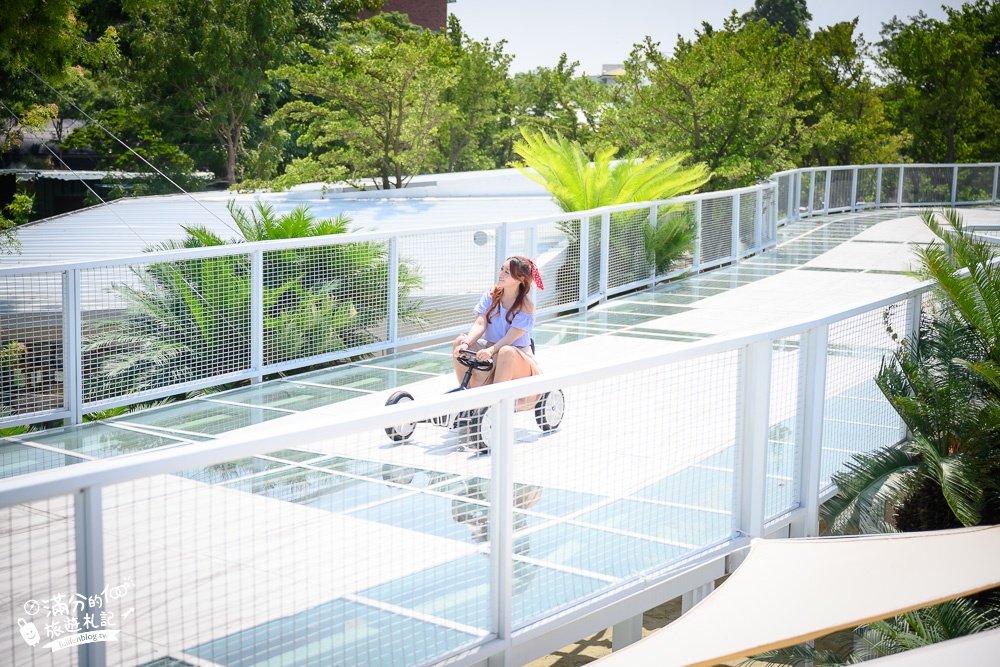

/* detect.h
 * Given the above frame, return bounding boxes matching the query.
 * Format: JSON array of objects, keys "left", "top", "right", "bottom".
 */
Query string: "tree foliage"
[
  {"left": 879, "top": 7, "right": 1000, "bottom": 162},
  {"left": 742, "top": 0, "right": 813, "bottom": 37},
  {"left": 605, "top": 14, "right": 809, "bottom": 188},
  {"left": 273, "top": 14, "right": 455, "bottom": 190},
  {"left": 123, "top": 0, "right": 295, "bottom": 185}
]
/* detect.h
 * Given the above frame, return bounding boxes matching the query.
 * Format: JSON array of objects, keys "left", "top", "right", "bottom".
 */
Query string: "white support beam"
[
  {"left": 792, "top": 325, "right": 829, "bottom": 538},
  {"left": 612, "top": 614, "right": 643, "bottom": 651},
  {"left": 250, "top": 249, "right": 263, "bottom": 384},
  {"left": 599, "top": 211, "right": 610, "bottom": 302},
  {"left": 736, "top": 339, "right": 773, "bottom": 541},
  {"left": 488, "top": 398, "right": 515, "bottom": 667},
  {"left": 681, "top": 582, "right": 716, "bottom": 614},
  {"left": 75, "top": 486, "right": 106, "bottom": 667},
  {"left": 63, "top": 268, "right": 82, "bottom": 424}
]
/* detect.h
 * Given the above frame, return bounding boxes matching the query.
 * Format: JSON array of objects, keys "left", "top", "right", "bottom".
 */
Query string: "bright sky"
[{"left": 449, "top": 0, "right": 956, "bottom": 74}]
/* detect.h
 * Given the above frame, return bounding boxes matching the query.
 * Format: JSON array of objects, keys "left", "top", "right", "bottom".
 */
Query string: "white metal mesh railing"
[
  {"left": 1, "top": 163, "right": 997, "bottom": 428},
  {"left": 0, "top": 278, "right": 931, "bottom": 667}
]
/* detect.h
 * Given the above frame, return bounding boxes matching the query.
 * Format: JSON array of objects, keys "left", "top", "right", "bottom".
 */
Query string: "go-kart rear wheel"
[
  {"left": 385, "top": 390, "right": 417, "bottom": 442},
  {"left": 468, "top": 406, "right": 494, "bottom": 453},
  {"left": 534, "top": 390, "right": 565, "bottom": 432}
]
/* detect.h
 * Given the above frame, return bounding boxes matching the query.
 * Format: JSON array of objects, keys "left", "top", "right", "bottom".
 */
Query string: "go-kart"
[{"left": 384, "top": 347, "right": 565, "bottom": 452}]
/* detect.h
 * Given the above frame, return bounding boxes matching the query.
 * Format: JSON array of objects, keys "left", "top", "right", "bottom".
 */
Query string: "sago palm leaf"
[{"left": 821, "top": 447, "right": 919, "bottom": 534}]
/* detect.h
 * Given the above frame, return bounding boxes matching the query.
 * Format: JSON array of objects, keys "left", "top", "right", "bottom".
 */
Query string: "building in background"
[
  {"left": 361, "top": 0, "right": 454, "bottom": 30},
  {"left": 592, "top": 64, "right": 625, "bottom": 86}
]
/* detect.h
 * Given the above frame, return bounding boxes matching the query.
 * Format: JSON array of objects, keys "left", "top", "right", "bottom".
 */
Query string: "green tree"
[
  {"left": 123, "top": 0, "right": 295, "bottom": 185},
  {"left": 743, "top": 597, "right": 1000, "bottom": 665},
  {"left": 879, "top": 10, "right": 999, "bottom": 162},
  {"left": 795, "top": 21, "right": 908, "bottom": 166},
  {"left": 605, "top": 14, "right": 809, "bottom": 188},
  {"left": 435, "top": 15, "right": 513, "bottom": 172},
  {"left": 510, "top": 54, "right": 609, "bottom": 151},
  {"left": 273, "top": 14, "right": 456, "bottom": 190},
  {"left": 822, "top": 210, "right": 1000, "bottom": 535},
  {"left": 742, "top": 0, "right": 813, "bottom": 37}
]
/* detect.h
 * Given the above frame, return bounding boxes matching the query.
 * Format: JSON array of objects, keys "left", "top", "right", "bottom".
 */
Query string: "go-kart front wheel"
[
  {"left": 385, "top": 390, "right": 417, "bottom": 442},
  {"left": 468, "top": 406, "right": 494, "bottom": 453},
  {"left": 534, "top": 390, "right": 565, "bottom": 432}
]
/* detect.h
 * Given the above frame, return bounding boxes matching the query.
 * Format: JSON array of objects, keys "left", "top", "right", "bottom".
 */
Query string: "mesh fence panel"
[
  {"left": 81, "top": 257, "right": 253, "bottom": 407},
  {"left": 902, "top": 166, "right": 952, "bottom": 204},
  {"left": 263, "top": 242, "right": 392, "bottom": 367},
  {"left": 856, "top": 168, "right": 879, "bottom": 207},
  {"left": 812, "top": 171, "right": 828, "bottom": 213},
  {"left": 799, "top": 172, "right": 812, "bottom": 213},
  {"left": 100, "top": 411, "right": 495, "bottom": 667},
  {"left": 588, "top": 215, "right": 602, "bottom": 299},
  {"left": 777, "top": 175, "right": 790, "bottom": 222},
  {"left": 881, "top": 168, "right": 901, "bottom": 206},
  {"left": 828, "top": 169, "right": 853, "bottom": 210},
  {"left": 820, "top": 302, "right": 908, "bottom": 491},
  {"left": 956, "top": 166, "right": 995, "bottom": 202},
  {"left": 509, "top": 351, "right": 740, "bottom": 630},
  {"left": 655, "top": 203, "right": 696, "bottom": 278},
  {"left": 538, "top": 219, "right": 580, "bottom": 312},
  {"left": 608, "top": 208, "right": 651, "bottom": 291},
  {"left": 761, "top": 187, "right": 777, "bottom": 245},
  {"left": 1, "top": 273, "right": 65, "bottom": 420},
  {"left": 765, "top": 337, "right": 802, "bottom": 523},
  {"left": 1, "top": 495, "right": 77, "bottom": 667},
  {"left": 700, "top": 196, "right": 734, "bottom": 265},
  {"left": 738, "top": 193, "right": 756, "bottom": 253},
  {"left": 398, "top": 229, "right": 495, "bottom": 340}
]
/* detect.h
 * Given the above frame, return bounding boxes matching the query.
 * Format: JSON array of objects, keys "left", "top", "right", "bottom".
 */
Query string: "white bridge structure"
[{"left": 0, "top": 163, "right": 998, "bottom": 666}]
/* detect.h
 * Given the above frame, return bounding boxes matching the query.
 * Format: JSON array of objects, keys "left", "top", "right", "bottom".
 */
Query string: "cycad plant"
[
  {"left": 85, "top": 202, "right": 422, "bottom": 401},
  {"left": 822, "top": 209, "right": 1000, "bottom": 534},
  {"left": 741, "top": 597, "right": 1000, "bottom": 666},
  {"left": 512, "top": 128, "right": 710, "bottom": 296}
]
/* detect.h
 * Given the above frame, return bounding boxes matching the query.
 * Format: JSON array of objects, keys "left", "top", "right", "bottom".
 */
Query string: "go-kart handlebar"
[{"left": 457, "top": 348, "right": 495, "bottom": 371}]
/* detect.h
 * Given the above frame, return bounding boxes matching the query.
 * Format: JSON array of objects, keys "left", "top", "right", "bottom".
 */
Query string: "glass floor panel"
[
  {"left": 633, "top": 467, "right": 735, "bottom": 512},
  {"left": 185, "top": 597, "right": 479, "bottom": 667},
  {"left": 206, "top": 382, "right": 364, "bottom": 411},
  {"left": 225, "top": 468, "right": 410, "bottom": 511},
  {"left": 433, "top": 478, "right": 606, "bottom": 517},
  {"left": 524, "top": 522, "right": 688, "bottom": 580},
  {"left": 358, "top": 553, "right": 610, "bottom": 630},
  {"left": 313, "top": 458, "right": 462, "bottom": 488},
  {"left": 575, "top": 500, "right": 732, "bottom": 546},
  {"left": 17, "top": 422, "right": 186, "bottom": 458},
  {"left": 116, "top": 401, "right": 288, "bottom": 436},
  {"left": 351, "top": 352, "right": 457, "bottom": 375},
  {"left": 176, "top": 457, "right": 288, "bottom": 485},
  {"left": 291, "top": 366, "right": 430, "bottom": 392},
  {"left": 594, "top": 302, "right": 692, "bottom": 316},
  {"left": 264, "top": 449, "right": 328, "bottom": 463},
  {"left": 0, "top": 441, "right": 86, "bottom": 478}
]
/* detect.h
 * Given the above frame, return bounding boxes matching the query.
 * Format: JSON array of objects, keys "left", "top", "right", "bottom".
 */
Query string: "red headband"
[{"left": 528, "top": 259, "right": 544, "bottom": 291}]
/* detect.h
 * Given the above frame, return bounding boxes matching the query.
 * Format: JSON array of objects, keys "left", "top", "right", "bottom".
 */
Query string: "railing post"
[
  {"left": 731, "top": 193, "right": 740, "bottom": 259},
  {"left": 599, "top": 211, "right": 610, "bottom": 303},
  {"left": 898, "top": 166, "right": 905, "bottom": 207},
  {"left": 495, "top": 222, "right": 509, "bottom": 274},
  {"left": 851, "top": 167, "right": 859, "bottom": 211},
  {"left": 648, "top": 204, "right": 658, "bottom": 285},
  {"left": 75, "top": 485, "right": 106, "bottom": 667},
  {"left": 488, "top": 397, "right": 515, "bottom": 667},
  {"left": 785, "top": 171, "right": 799, "bottom": 222},
  {"left": 902, "top": 292, "right": 923, "bottom": 441},
  {"left": 791, "top": 325, "right": 828, "bottom": 538},
  {"left": 693, "top": 199, "right": 702, "bottom": 270},
  {"left": 951, "top": 165, "right": 959, "bottom": 205},
  {"left": 578, "top": 216, "right": 590, "bottom": 313},
  {"left": 754, "top": 188, "right": 763, "bottom": 250},
  {"left": 876, "top": 166, "right": 883, "bottom": 208},
  {"left": 993, "top": 165, "right": 998, "bottom": 204},
  {"left": 250, "top": 249, "right": 263, "bottom": 384},
  {"left": 736, "top": 339, "right": 772, "bottom": 542},
  {"left": 387, "top": 237, "right": 399, "bottom": 353},
  {"left": 807, "top": 171, "right": 816, "bottom": 217},
  {"left": 63, "top": 268, "right": 83, "bottom": 424},
  {"left": 822, "top": 168, "right": 832, "bottom": 214}
]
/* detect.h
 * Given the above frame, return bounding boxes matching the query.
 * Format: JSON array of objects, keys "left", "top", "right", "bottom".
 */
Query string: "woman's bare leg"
[
  {"left": 493, "top": 346, "right": 534, "bottom": 383},
  {"left": 453, "top": 336, "right": 491, "bottom": 388}
]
